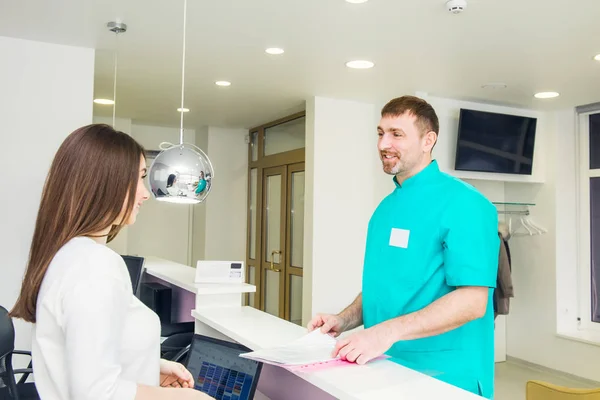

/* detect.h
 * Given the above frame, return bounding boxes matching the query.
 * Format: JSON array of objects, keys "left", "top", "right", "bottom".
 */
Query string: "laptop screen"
[{"left": 185, "top": 334, "right": 262, "bottom": 400}]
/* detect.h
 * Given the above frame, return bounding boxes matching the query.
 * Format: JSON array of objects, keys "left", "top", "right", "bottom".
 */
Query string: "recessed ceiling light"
[
  {"left": 266, "top": 48, "right": 284, "bottom": 55},
  {"left": 346, "top": 0, "right": 369, "bottom": 3},
  {"left": 93, "top": 98, "right": 114, "bottom": 105},
  {"left": 481, "top": 83, "right": 507, "bottom": 89},
  {"left": 594, "top": 54, "right": 600, "bottom": 61},
  {"left": 177, "top": 108, "right": 190, "bottom": 112},
  {"left": 345, "top": 60, "right": 374, "bottom": 69},
  {"left": 534, "top": 91, "right": 560, "bottom": 99},
  {"left": 215, "top": 81, "right": 231, "bottom": 86}
]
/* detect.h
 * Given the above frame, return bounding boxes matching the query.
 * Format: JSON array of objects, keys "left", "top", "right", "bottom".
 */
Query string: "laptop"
[{"left": 184, "top": 334, "right": 263, "bottom": 400}]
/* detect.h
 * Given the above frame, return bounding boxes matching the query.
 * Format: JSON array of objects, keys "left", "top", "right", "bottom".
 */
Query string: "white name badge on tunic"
[{"left": 389, "top": 228, "right": 410, "bottom": 248}]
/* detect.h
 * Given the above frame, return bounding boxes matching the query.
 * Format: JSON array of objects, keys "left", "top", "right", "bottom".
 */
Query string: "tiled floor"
[{"left": 495, "top": 359, "right": 598, "bottom": 400}]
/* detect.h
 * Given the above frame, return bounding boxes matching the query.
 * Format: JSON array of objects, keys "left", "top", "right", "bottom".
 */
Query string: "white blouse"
[{"left": 31, "top": 236, "right": 161, "bottom": 400}]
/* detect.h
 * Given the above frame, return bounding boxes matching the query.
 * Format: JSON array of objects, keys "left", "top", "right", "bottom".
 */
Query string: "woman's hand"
[{"left": 159, "top": 359, "right": 195, "bottom": 389}]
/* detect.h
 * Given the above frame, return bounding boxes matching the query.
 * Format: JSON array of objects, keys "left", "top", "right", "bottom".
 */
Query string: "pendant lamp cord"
[
  {"left": 112, "top": 31, "right": 119, "bottom": 128},
  {"left": 179, "top": 0, "right": 188, "bottom": 145}
]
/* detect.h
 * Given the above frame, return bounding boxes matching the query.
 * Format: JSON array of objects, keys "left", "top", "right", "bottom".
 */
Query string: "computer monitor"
[
  {"left": 121, "top": 255, "right": 145, "bottom": 297},
  {"left": 184, "top": 334, "right": 263, "bottom": 400}
]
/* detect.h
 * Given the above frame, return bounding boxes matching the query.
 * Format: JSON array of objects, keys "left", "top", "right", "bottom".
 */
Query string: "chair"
[
  {"left": 526, "top": 380, "right": 600, "bottom": 400},
  {"left": 160, "top": 331, "right": 194, "bottom": 362},
  {"left": 170, "top": 343, "right": 191, "bottom": 364},
  {"left": 0, "top": 306, "right": 38, "bottom": 400}
]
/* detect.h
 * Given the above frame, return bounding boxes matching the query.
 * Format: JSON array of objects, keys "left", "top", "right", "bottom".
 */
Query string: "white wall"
[
  {"left": 420, "top": 93, "right": 547, "bottom": 184},
  {"left": 192, "top": 126, "right": 210, "bottom": 264},
  {"left": 554, "top": 110, "right": 581, "bottom": 332},
  {"left": 92, "top": 116, "right": 133, "bottom": 255},
  {"left": 503, "top": 108, "right": 600, "bottom": 382},
  {"left": 0, "top": 36, "right": 94, "bottom": 352},
  {"left": 92, "top": 115, "right": 132, "bottom": 133},
  {"left": 126, "top": 124, "right": 196, "bottom": 265},
  {"left": 203, "top": 127, "right": 248, "bottom": 263},
  {"left": 304, "top": 96, "right": 378, "bottom": 325}
]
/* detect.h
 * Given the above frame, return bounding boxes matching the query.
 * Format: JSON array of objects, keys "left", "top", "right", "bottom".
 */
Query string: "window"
[{"left": 578, "top": 110, "right": 600, "bottom": 328}]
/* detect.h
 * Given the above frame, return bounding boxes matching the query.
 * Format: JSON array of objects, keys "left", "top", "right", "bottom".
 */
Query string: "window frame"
[{"left": 577, "top": 109, "right": 600, "bottom": 332}]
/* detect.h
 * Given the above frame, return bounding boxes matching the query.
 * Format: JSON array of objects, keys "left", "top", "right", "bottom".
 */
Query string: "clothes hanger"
[
  {"left": 512, "top": 216, "right": 534, "bottom": 236},
  {"left": 522, "top": 217, "right": 540, "bottom": 234},
  {"left": 521, "top": 217, "right": 534, "bottom": 235},
  {"left": 516, "top": 216, "right": 536, "bottom": 234},
  {"left": 524, "top": 216, "right": 547, "bottom": 234}
]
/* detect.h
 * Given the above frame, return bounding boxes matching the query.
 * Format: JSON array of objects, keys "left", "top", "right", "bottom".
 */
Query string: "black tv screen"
[{"left": 454, "top": 108, "right": 537, "bottom": 175}]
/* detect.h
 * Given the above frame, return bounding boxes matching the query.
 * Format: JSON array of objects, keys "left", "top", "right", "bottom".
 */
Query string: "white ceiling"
[{"left": 1, "top": 0, "right": 600, "bottom": 129}]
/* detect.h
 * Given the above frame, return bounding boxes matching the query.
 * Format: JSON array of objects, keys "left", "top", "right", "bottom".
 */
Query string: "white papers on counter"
[{"left": 239, "top": 329, "right": 339, "bottom": 366}]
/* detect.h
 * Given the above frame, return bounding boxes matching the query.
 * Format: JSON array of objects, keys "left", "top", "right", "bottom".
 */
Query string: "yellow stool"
[{"left": 526, "top": 380, "right": 600, "bottom": 400}]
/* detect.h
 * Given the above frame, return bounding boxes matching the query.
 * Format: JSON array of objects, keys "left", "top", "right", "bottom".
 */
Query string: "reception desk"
[{"left": 143, "top": 257, "right": 485, "bottom": 400}]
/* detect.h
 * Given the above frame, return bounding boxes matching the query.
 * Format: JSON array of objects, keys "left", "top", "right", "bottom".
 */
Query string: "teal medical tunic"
[
  {"left": 362, "top": 160, "right": 499, "bottom": 399},
  {"left": 195, "top": 179, "right": 207, "bottom": 194}
]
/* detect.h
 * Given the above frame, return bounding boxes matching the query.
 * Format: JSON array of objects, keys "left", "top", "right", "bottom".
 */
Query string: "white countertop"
[
  {"left": 143, "top": 256, "right": 256, "bottom": 295},
  {"left": 192, "top": 306, "right": 484, "bottom": 400}
]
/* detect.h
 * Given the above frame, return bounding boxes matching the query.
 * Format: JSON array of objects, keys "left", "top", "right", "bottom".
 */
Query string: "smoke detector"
[
  {"left": 446, "top": 0, "right": 467, "bottom": 14},
  {"left": 107, "top": 21, "right": 127, "bottom": 34}
]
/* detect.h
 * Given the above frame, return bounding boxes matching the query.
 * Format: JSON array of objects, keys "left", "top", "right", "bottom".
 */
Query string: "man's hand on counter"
[
  {"left": 331, "top": 324, "right": 394, "bottom": 365},
  {"left": 307, "top": 313, "right": 348, "bottom": 337}
]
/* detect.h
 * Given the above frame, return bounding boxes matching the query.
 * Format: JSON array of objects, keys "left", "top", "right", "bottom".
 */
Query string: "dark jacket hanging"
[{"left": 494, "top": 231, "right": 513, "bottom": 318}]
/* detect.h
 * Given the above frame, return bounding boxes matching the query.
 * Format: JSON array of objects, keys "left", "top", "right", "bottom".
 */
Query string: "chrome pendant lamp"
[
  {"left": 147, "top": 0, "right": 214, "bottom": 204},
  {"left": 107, "top": 21, "right": 126, "bottom": 127}
]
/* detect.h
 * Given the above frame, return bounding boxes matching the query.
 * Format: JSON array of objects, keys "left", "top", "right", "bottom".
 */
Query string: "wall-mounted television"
[{"left": 454, "top": 108, "right": 537, "bottom": 175}]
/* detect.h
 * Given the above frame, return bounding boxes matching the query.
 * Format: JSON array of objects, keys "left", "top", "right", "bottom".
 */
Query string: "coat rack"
[{"left": 493, "top": 202, "right": 547, "bottom": 237}]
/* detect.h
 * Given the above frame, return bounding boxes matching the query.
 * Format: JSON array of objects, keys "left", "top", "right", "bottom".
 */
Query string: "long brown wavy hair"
[{"left": 10, "top": 124, "right": 145, "bottom": 323}]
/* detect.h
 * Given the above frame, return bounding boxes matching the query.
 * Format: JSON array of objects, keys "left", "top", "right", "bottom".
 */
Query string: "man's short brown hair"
[{"left": 381, "top": 95, "right": 439, "bottom": 136}]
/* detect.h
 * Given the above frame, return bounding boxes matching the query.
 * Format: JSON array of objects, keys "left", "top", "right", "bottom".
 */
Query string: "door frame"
[
  {"left": 284, "top": 162, "right": 305, "bottom": 321},
  {"left": 245, "top": 111, "right": 305, "bottom": 317},
  {"left": 260, "top": 165, "right": 287, "bottom": 317}
]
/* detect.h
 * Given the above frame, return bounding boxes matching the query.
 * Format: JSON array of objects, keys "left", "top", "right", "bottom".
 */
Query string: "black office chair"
[
  {"left": 170, "top": 343, "right": 191, "bottom": 364},
  {"left": 160, "top": 331, "right": 194, "bottom": 361},
  {"left": 0, "top": 306, "right": 38, "bottom": 400},
  {"left": 121, "top": 255, "right": 145, "bottom": 297}
]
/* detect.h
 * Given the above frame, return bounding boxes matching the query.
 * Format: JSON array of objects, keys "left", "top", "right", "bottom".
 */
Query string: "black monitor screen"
[
  {"left": 121, "top": 255, "right": 145, "bottom": 296},
  {"left": 185, "top": 335, "right": 262, "bottom": 400},
  {"left": 454, "top": 108, "right": 537, "bottom": 175}
]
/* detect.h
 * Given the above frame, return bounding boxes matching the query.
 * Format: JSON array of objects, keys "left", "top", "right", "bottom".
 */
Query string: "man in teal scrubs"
[{"left": 308, "top": 95, "right": 499, "bottom": 399}]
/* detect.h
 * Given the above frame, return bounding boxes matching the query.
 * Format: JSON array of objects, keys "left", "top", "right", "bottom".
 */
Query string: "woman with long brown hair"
[{"left": 10, "top": 124, "right": 212, "bottom": 400}]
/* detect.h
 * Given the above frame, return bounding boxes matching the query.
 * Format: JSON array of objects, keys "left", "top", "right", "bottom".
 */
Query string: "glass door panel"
[
  {"left": 261, "top": 166, "right": 286, "bottom": 318},
  {"left": 290, "top": 170, "right": 305, "bottom": 268}
]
